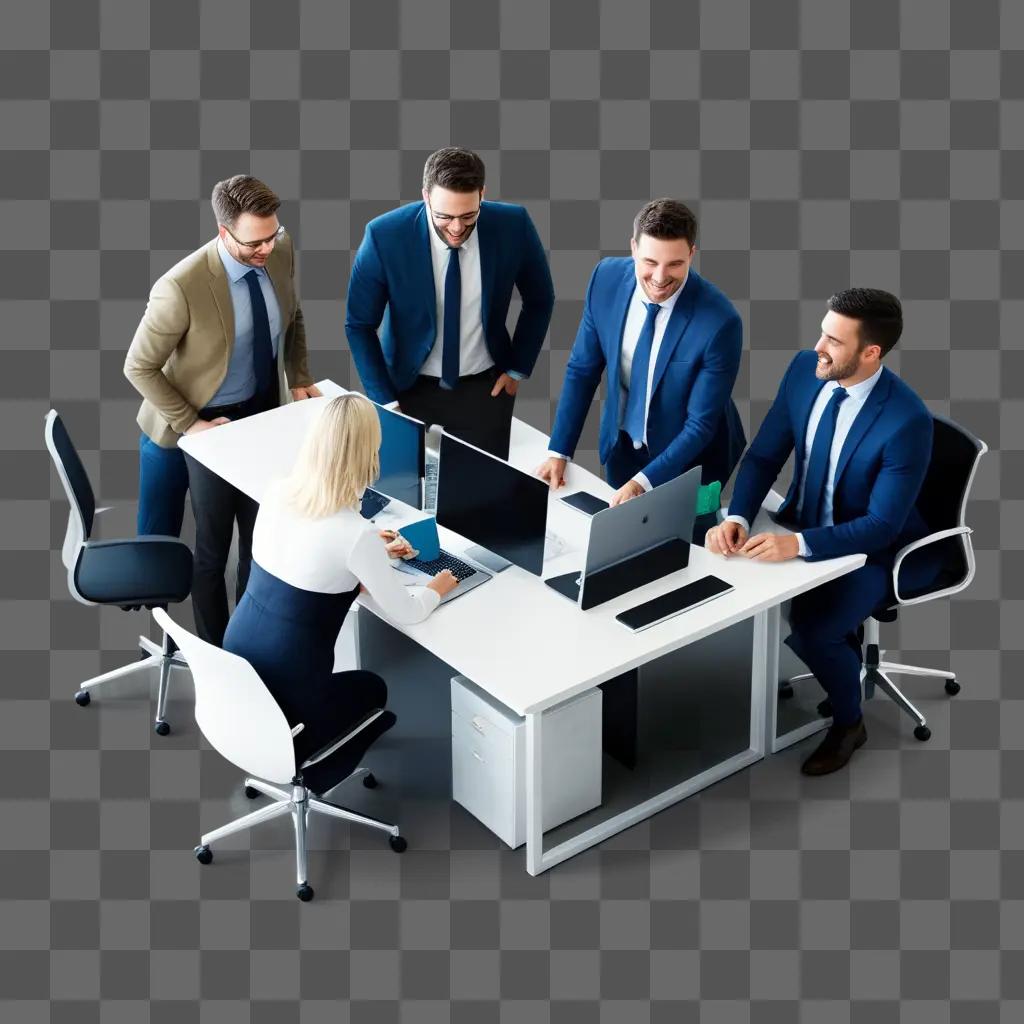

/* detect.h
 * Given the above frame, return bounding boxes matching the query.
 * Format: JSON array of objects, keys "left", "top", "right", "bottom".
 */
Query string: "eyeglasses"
[
  {"left": 430, "top": 208, "right": 480, "bottom": 226},
  {"left": 223, "top": 223, "right": 286, "bottom": 250}
]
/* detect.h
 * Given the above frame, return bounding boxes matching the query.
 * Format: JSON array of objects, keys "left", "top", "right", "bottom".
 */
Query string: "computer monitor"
[
  {"left": 435, "top": 433, "right": 549, "bottom": 576},
  {"left": 374, "top": 403, "right": 425, "bottom": 509}
]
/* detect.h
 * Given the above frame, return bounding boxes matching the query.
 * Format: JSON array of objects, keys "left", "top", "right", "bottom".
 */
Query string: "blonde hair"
[{"left": 285, "top": 394, "right": 381, "bottom": 517}]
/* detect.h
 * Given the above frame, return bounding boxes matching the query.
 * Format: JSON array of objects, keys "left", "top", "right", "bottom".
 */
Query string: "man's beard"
[{"left": 431, "top": 219, "right": 477, "bottom": 248}]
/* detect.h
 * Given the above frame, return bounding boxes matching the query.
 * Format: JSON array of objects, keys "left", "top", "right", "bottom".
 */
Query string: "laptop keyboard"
[{"left": 403, "top": 549, "right": 479, "bottom": 581}]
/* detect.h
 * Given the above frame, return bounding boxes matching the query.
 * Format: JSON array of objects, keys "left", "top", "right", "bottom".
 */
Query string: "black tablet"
[
  {"left": 615, "top": 575, "right": 733, "bottom": 632},
  {"left": 559, "top": 491, "right": 609, "bottom": 516}
]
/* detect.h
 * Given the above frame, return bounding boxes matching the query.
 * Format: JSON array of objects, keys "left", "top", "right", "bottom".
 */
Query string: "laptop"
[{"left": 545, "top": 466, "right": 702, "bottom": 611}]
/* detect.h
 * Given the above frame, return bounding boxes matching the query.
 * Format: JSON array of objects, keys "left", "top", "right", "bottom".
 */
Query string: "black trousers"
[
  {"left": 182, "top": 394, "right": 268, "bottom": 646},
  {"left": 397, "top": 367, "right": 515, "bottom": 460}
]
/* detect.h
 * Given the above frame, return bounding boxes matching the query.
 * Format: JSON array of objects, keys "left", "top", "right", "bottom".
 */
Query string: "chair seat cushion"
[{"left": 74, "top": 537, "right": 193, "bottom": 606}]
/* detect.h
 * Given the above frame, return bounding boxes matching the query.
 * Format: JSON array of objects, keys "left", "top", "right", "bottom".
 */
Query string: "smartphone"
[
  {"left": 559, "top": 491, "right": 609, "bottom": 516},
  {"left": 615, "top": 575, "right": 733, "bottom": 632}
]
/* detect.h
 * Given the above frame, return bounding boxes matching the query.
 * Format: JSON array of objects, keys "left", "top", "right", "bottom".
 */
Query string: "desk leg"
[
  {"left": 525, "top": 709, "right": 543, "bottom": 877},
  {"left": 761, "top": 605, "right": 781, "bottom": 756}
]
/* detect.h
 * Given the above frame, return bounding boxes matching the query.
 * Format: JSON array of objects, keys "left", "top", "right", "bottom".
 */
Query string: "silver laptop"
[{"left": 545, "top": 466, "right": 702, "bottom": 610}]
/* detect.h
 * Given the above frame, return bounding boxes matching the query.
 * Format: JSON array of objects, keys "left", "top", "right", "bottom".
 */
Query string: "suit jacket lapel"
[
  {"left": 650, "top": 270, "right": 698, "bottom": 398},
  {"left": 476, "top": 202, "right": 496, "bottom": 327},
  {"left": 205, "top": 240, "right": 234, "bottom": 354},
  {"left": 611, "top": 264, "right": 638, "bottom": 425},
  {"left": 832, "top": 369, "right": 892, "bottom": 493},
  {"left": 414, "top": 204, "right": 438, "bottom": 332}
]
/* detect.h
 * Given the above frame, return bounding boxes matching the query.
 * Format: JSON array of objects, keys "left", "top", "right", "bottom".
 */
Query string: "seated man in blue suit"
[
  {"left": 536, "top": 199, "right": 745, "bottom": 539},
  {"left": 706, "top": 288, "right": 937, "bottom": 776},
  {"left": 345, "top": 147, "right": 555, "bottom": 459}
]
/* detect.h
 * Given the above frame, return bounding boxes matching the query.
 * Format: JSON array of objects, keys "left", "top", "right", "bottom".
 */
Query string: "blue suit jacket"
[
  {"left": 729, "top": 350, "right": 933, "bottom": 565},
  {"left": 548, "top": 259, "right": 745, "bottom": 489},
  {"left": 344, "top": 200, "right": 555, "bottom": 404}
]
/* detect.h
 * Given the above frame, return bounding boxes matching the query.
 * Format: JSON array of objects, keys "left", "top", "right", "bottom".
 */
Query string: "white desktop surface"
[{"left": 179, "top": 381, "right": 866, "bottom": 719}]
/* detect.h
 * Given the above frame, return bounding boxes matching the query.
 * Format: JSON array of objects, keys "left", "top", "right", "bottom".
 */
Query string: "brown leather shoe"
[{"left": 801, "top": 718, "right": 867, "bottom": 776}]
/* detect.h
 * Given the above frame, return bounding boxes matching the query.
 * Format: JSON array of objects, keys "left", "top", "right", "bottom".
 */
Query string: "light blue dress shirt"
[
  {"left": 208, "top": 240, "right": 282, "bottom": 407},
  {"left": 728, "top": 364, "right": 883, "bottom": 556}
]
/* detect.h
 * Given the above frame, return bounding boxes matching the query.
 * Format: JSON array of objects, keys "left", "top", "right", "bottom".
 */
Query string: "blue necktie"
[
  {"left": 243, "top": 269, "right": 274, "bottom": 400},
  {"left": 622, "top": 302, "right": 661, "bottom": 446},
  {"left": 800, "top": 386, "right": 848, "bottom": 528},
  {"left": 441, "top": 246, "right": 461, "bottom": 390}
]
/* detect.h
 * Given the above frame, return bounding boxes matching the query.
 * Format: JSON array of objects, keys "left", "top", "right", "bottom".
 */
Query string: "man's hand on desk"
[
  {"left": 609, "top": 480, "right": 644, "bottom": 506},
  {"left": 737, "top": 532, "right": 799, "bottom": 562},
  {"left": 290, "top": 384, "right": 323, "bottom": 400},
  {"left": 490, "top": 373, "right": 519, "bottom": 398},
  {"left": 705, "top": 520, "right": 748, "bottom": 557},
  {"left": 184, "top": 416, "right": 231, "bottom": 436},
  {"left": 536, "top": 456, "right": 567, "bottom": 490}
]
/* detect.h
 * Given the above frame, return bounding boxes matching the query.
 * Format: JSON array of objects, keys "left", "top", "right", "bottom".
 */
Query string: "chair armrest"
[
  {"left": 299, "top": 709, "right": 385, "bottom": 770},
  {"left": 291, "top": 723, "right": 304, "bottom": 738},
  {"left": 892, "top": 526, "right": 972, "bottom": 605}
]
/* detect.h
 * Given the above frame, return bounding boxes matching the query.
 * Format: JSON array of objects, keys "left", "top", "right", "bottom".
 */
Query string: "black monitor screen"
[
  {"left": 375, "top": 404, "right": 425, "bottom": 509},
  {"left": 435, "top": 433, "right": 549, "bottom": 575}
]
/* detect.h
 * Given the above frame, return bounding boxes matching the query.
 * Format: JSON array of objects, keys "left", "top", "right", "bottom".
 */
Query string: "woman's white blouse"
[{"left": 251, "top": 480, "right": 440, "bottom": 625}]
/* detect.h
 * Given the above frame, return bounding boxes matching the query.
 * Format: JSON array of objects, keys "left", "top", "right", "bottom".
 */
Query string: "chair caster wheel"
[
  {"left": 817, "top": 699, "right": 833, "bottom": 718},
  {"left": 74, "top": 690, "right": 90, "bottom": 707},
  {"left": 778, "top": 682, "right": 794, "bottom": 700},
  {"left": 296, "top": 884, "right": 314, "bottom": 902},
  {"left": 154, "top": 720, "right": 170, "bottom": 736},
  {"left": 195, "top": 845, "right": 212, "bottom": 865},
  {"left": 362, "top": 773, "right": 378, "bottom": 789},
  {"left": 945, "top": 679, "right": 960, "bottom": 696},
  {"left": 389, "top": 835, "right": 407, "bottom": 854},
  {"left": 914, "top": 725, "right": 931, "bottom": 742},
  {"left": 244, "top": 786, "right": 261, "bottom": 799}
]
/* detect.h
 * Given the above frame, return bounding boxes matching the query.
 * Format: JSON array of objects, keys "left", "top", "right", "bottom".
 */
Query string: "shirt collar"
[
  {"left": 632, "top": 270, "right": 686, "bottom": 316},
  {"left": 829, "top": 363, "right": 883, "bottom": 402},
  {"left": 217, "top": 238, "right": 263, "bottom": 283}
]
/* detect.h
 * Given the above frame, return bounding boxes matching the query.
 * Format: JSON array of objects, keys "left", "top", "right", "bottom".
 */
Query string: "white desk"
[{"left": 180, "top": 382, "right": 865, "bottom": 874}]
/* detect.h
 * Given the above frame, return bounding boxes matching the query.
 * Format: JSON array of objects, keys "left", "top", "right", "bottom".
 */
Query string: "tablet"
[
  {"left": 615, "top": 575, "right": 733, "bottom": 632},
  {"left": 559, "top": 491, "right": 609, "bottom": 516}
]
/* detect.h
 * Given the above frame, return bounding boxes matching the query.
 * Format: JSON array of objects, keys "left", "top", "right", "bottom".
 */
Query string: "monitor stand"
[{"left": 465, "top": 545, "right": 512, "bottom": 573}]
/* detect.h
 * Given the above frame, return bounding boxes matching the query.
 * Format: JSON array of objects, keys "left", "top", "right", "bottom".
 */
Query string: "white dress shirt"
[
  {"left": 252, "top": 480, "right": 440, "bottom": 624},
  {"left": 549, "top": 271, "right": 687, "bottom": 492},
  {"left": 420, "top": 223, "right": 492, "bottom": 378},
  {"left": 727, "top": 364, "right": 884, "bottom": 556}
]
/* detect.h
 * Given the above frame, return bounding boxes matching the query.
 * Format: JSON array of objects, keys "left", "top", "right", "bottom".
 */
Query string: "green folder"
[{"left": 696, "top": 480, "right": 721, "bottom": 518}]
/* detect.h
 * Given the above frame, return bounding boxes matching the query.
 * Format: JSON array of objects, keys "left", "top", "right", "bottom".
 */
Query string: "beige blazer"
[{"left": 124, "top": 234, "right": 314, "bottom": 448}]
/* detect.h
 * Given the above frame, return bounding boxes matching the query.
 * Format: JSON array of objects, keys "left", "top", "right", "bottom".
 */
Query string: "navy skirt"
[{"left": 223, "top": 561, "right": 392, "bottom": 794}]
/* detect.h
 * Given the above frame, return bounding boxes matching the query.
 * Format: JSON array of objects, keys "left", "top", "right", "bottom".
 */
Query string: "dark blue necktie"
[
  {"left": 441, "top": 246, "right": 461, "bottom": 390},
  {"left": 800, "top": 386, "right": 848, "bottom": 528},
  {"left": 622, "top": 302, "right": 661, "bottom": 445},
  {"left": 243, "top": 269, "right": 274, "bottom": 400}
]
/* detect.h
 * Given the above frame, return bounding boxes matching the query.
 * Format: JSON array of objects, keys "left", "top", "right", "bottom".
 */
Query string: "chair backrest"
[
  {"left": 152, "top": 609, "right": 298, "bottom": 785},
  {"left": 45, "top": 410, "right": 97, "bottom": 601},
  {"left": 903, "top": 415, "right": 987, "bottom": 596},
  {"left": 915, "top": 415, "right": 987, "bottom": 535}
]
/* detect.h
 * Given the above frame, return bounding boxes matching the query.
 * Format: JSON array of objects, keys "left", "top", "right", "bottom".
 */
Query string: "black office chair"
[
  {"left": 781, "top": 415, "right": 987, "bottom": 741},
  {"left": 45, "top": 410, "right": 193, "bottom": 735}
]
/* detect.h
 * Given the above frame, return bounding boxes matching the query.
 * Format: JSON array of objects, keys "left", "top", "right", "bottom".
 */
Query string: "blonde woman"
[{"left": 223, "top": 394, "right": 457, "bottom": 795}]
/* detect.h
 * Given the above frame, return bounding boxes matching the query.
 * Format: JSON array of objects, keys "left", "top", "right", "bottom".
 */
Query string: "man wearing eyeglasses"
[
  {"left": 125, "top": 175, "right": 318, "bottom": 645},
  {"left": 346, "top": 147, "right": 555, "bottom": 459}
]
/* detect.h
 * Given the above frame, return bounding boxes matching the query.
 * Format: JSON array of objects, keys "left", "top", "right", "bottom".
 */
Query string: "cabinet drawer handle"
[
  {"left": 471, "top": 715, "right": 487, "bottom": 734},
  {"left": 471, "top": 749, "right": 485, "bottom": 763}
]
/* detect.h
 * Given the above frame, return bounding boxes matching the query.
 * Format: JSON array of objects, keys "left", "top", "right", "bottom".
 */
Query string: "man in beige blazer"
[{"left": 125, "top": 175, "right": 318, "bottom": 644}]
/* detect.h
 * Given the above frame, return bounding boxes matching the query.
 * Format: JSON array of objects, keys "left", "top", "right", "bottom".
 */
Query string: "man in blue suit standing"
[
  {"left": 345, "top": 147, "right": 555, "bottom": 459},
  {"left": 536, "top": 199, "right": 745, "bottom": 537},
  {"left": 706, "top": 289, "right": 936, "bottom": 776}
]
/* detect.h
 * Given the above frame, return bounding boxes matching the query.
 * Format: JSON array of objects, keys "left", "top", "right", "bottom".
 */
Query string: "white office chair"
[
  {"left": 45, "top": 410, "right": 192, "bottom": 735},
  {"left": 153, "top": 609, "right": 406, "bottom": 902},
  {"left": 781, "top": 416, "right": 987, "bottom": 741}
]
